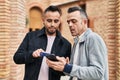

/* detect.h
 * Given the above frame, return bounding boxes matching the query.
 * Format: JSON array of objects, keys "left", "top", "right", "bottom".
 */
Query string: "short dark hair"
[
  {"left": 68, "top": 6, "right": 88, "bottom": 19},
  {"left": 44, "top": 5, "right": 62, "bottom": 16}
]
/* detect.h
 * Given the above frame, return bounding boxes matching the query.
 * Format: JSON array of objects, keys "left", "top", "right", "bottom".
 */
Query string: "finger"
[
  {"left": 66, "top": 57, "right": 69, "bottom": 63},
  {"left": 38, "top": 49, "right": 45, "bottom": 56},
  {"left": 47, "top": 59, "right": 59, "bottom": 67},
  {"left": 32, "top": 50, "right": 40, "bottom": 58},
  {"left": 38, "top": 49, "right": 44, "bottom": 53},
  {"left": 33, "top": 52, "right": 37, "bottom": 58},
  {"left": 56, "top": 56, "right": 63, "bottom": 61},
  {"left": 32, "top": 51, "right": 36, "bottom": 57},
  {"left": 53, "top": 65, "right": 60, "bottom": 71},
  {"left": 56, "top": 56, "right": 66, "bottom": 63},
  {"left": 51, "top": 63, "right": 64, "bottom": 71},
  {"left": 36, "top": 52, "right": 40, "bottom": 57},
  {"left": 36, "top": 49, "right": 44, "bottom": 57},
  {"left": 46, "top": 59, "right": 55, "bottom": 67},
  {"left": 46, "top": 59, "right": 64, "bottom": 71}
]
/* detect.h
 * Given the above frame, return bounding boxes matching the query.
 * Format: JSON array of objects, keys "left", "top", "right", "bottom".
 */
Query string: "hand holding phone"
[
  {"left": 40, "top": 52, "right": 58, "bottom": 61},
  {"left": 46, "top": 54, "right": 58, "bottom": 61}
]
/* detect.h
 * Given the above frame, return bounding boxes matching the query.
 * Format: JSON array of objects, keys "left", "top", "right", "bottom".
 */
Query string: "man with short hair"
[
  {"left": 13, "top": 5, "right": 71, "bottom": 80},
  {"left": 47, "top": 6, "right": 108, "bottom": 80}
]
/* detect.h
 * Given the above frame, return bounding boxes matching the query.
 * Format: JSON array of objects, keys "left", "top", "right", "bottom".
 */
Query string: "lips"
[
  {"left": 49, "top": 27, "right": 55, "bottom": 29},
  {"left": 70, "top": 30, "right": 75, "bottom": 33},
  {"left": 49, "top": 28, "right": 55, "bottom": 31},
  {"left": 48, "top": 27, "right": 56, "bottom": 32}
]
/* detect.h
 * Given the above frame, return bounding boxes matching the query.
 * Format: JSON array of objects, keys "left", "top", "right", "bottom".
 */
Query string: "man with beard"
[
  {"left": 13, "top": 5, "right": 71, "bottom": 80},
  {"left": 46, "top": 6, "right": 108, "bottom": 80}
]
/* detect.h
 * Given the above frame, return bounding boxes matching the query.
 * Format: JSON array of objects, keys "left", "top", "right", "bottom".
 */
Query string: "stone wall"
[
  {"left": 0, "top": 0, "right": 26, "bottom": 80},
  {"left": 0, "top": 0, "right": 119, "bottom": 80},
  {"left": 87, "top": 0, "right": 117, "bottom": 80},
  {"left": 116, "top": 0, "right": 120, "bottom": 80},
  {"left": 10, "top": 0, "right": 26, "bottom": 80},
  {"left": 0, "top": 0, "right": 11, "bottom": 79}
]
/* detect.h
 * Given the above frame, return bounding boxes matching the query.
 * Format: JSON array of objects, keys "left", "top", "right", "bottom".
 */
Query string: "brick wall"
[
  {"left": 22, "top": 0, "right": 118, "bottom": 80},
  {"left": 107, "top": 0, "right": 116, "bottom": 80},
  {"left": 0, "top": 0, "right": 11, "bottom": 80},
  {"left": 86, "top": 0, "right": 116, "bottom": 80},
  {"left": 106, "top": 0, "right": 120, "bottom": 80},
  {"left": 116, "top": 0, "right": 120, "bottom": 80},
  {"left": 0, "top": 0, "right": 26, "bottom": 80},
  {"left": 9, "top": 0, "right": 26, "bottom": 80},
  {"left": 0, "top": 0, "right": 119, "bottom": 80}
]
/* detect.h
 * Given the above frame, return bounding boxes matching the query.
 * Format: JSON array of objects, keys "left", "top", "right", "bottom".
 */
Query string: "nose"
[
  {"left": 69, "top": 21, "right": 73, "bottom": 26},
  {"left": 68, "top": 21, "right": 73, "bottom": 28},
  {"left": 51, "top": 21, "right": 55, "bottom": 26}
]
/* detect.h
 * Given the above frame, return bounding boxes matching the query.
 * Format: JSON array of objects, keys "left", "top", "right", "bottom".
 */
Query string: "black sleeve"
[{"left": 13, "top": 33, "right": 34, "bottom": 64}]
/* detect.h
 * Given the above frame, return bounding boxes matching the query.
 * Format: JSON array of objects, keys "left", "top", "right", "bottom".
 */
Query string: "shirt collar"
[{"left": 74, "top": 31, "right": 85, "bottom": 43}]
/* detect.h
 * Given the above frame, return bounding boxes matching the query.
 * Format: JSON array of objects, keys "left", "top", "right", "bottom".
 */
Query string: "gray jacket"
[{"left": 69, "top": 28, "right": 108, "bottom": 80}]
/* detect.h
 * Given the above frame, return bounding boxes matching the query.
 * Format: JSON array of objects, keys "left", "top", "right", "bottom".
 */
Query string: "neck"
[
  {"left": 47, "top": 34, "right": 56, "bottom": 36},
  {"left": 46, "top": 31, "right": 56, "bottom": 36},
  {"left": 79, "top": 26, "right": 87, "bottom": 36}
]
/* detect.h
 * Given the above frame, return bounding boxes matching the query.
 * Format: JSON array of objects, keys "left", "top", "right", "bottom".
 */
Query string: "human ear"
[{"left": 83, "top": 20, "right": 87, "bottom": 24}]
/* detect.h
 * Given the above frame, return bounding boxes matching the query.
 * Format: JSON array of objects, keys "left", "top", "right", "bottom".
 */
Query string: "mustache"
[{"left": 50, "top": 26, "right": 54, "bottom": 27}]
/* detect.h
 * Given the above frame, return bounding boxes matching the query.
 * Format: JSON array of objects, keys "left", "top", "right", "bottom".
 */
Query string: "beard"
[{"left": 46, "top": 28, "right": 56, "bottom": 35}]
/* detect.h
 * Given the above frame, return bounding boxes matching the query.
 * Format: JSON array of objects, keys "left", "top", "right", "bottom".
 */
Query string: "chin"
[
  {"left": 48, "top": 31, "right": 56, "bottom": 35},
  {"left": 46, "top": 29, "right": 56, "bottom": 35},
  {"left": 71, "top": 33, "right": 75, "bottom": 36},
  {"left": 49, "top": 29, "right": 56, "bottom": 32},
  {"left": 72, "top": 34, "right": 75, "bottom": 36}
]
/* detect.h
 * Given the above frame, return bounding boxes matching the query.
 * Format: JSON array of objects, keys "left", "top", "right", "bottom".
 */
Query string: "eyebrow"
[{"left": 67, "top": 19, "right": 76, "bottom": 22}]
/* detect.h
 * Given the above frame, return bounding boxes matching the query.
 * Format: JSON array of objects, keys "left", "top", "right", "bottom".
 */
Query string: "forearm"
[
  {"left": 13, "top": 50, "right": 34, "bottom": 64},
  {"left": 64, "top": 64, "right": 104, "bottom": 80}
]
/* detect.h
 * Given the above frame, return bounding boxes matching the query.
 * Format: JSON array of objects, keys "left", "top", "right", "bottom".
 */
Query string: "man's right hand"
[
  {"left": 32, "top": 49, "right": 44, "bottom": 58},
  {"left": 46, "top": 56, "right": 69, "bottom": 71}
]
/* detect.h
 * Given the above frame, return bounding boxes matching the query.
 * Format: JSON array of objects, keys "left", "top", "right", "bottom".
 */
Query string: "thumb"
[
  {"left": 56, "top": 56, "right": 67, "bottom": 65},
  {"left": 56, "top": 56, "right": 62, "bottom": 61},
  {"left": 66, "top": 57, "right": 69, "bottom": 64},
  {"left": 56, "top": 56, "right": 66, "bottom": 62}
]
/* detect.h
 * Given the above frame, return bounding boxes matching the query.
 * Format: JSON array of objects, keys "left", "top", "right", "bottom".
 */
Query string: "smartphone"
[
  {"left": 46, "top": 54, "right": 58, "bottom": 61},
  {"left": 40, "top": 52, "right": 58, "bottom": 61}
]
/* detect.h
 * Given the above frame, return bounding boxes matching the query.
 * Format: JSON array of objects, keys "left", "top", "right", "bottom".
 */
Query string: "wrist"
[{"left": 63, "top": 64, "right": 72, "bottom": 73}]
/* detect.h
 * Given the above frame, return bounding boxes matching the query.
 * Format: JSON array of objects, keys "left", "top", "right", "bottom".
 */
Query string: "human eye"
[
  {"left": 54, "top": 19, "right": 59, "bottom": 23},
  {"left": 47, "top": 19, "right": 52, "bottom": 22},
  {"left": 67, "top": 20, "right": 70, "bottom": 24},
  {"left": 72, "top": 19, "right": 77, "bottom": 23}
]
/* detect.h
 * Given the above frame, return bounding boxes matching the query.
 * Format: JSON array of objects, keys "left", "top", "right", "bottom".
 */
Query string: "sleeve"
[
  {"left": 66, "top": 34, "right": 108, "bottom": 80},
  {"left": 59, "top": 41, "right": 72, "bottom": 76},
  {"left": 63, "top": 64, "right": 73, "bottom": 73},
  {"left": 67, "top": 42, "right": 72, "bottom": 59},
  {"left": 13, "top": 33, "right": 35, "bottom": 64}
]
